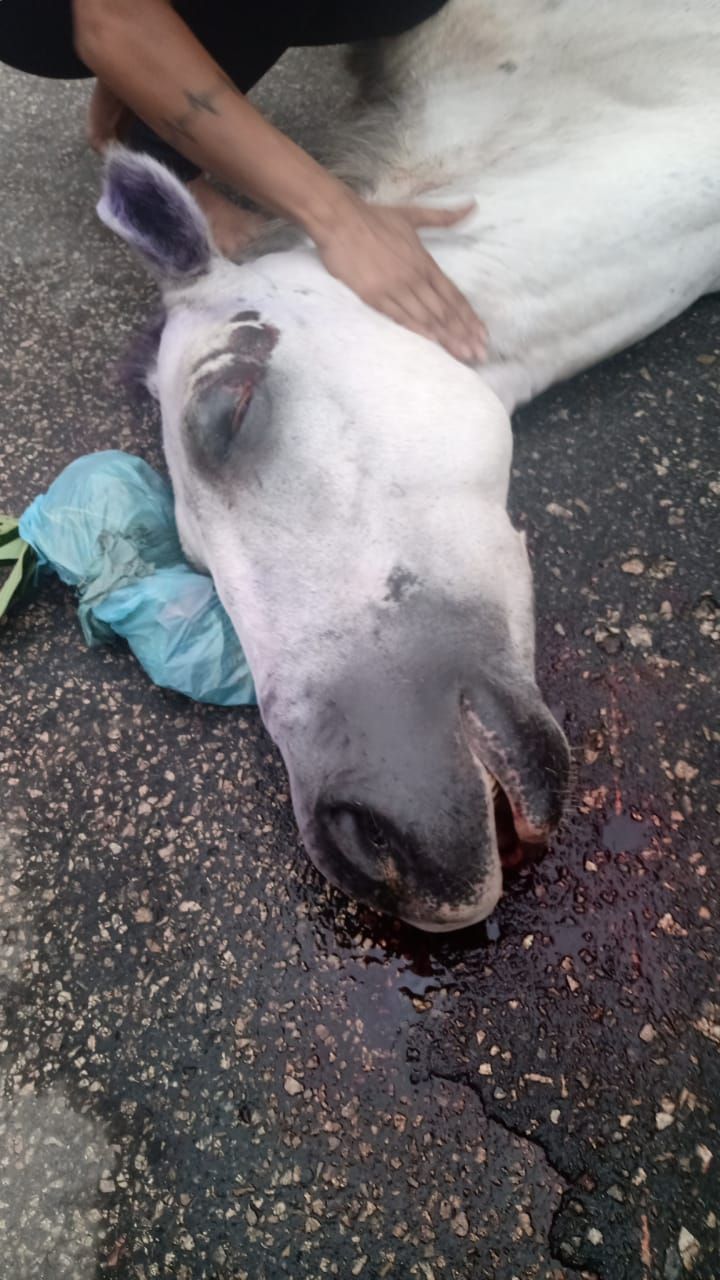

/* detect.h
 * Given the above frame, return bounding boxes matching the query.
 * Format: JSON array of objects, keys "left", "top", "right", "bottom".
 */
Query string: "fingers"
[
  {"left": 423, "top": 260, "right": 487, "bottom": 359},
  {"left": 387, "top": 203, "right": 485, "bottom": 357},
  {"left": 391, "top": 288, "right": 458, "bottom": 354},
  {"left": 367, "top": 253, "right": 486, "bottom": 362},
  {"left": 406, "top": 277, "right": 483, "bottom": 361},
  {"left": 379, "top": 298, "right": 437, "bottom": 345},
  {"left": 376, "top": 286, "right": 484, "bottom": 364},
  {"left": 400, "top": 200, "right": 476, "bottom": 228},
  {"left": 387, "top": 285, "right": 473, "bottom": 361}
]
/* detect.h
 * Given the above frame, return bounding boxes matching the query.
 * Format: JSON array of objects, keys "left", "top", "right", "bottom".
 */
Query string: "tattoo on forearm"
[{"left": 161, "top": 75, "right": 239, "bottom": 146}]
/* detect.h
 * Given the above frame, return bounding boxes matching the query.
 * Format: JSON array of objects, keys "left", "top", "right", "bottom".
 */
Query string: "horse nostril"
[
  {"left": 318, "top": 802, "right": 411, "bottom": 881},
  {"left": 351, "top": 806, "right": 395, "bottom": 855}
]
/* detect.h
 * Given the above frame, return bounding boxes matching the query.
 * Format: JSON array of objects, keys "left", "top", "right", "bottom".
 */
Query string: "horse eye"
[{"left": 185, "top": 381, "right": 255, "bottom": 473}]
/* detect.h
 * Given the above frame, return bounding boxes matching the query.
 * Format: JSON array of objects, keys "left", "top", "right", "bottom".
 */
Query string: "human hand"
[
  {"left": 314, "top": 195, "right": 486, "bottom": 362},
  {"left": 87, "top": 79, "right": 132, "bottom": 153}
]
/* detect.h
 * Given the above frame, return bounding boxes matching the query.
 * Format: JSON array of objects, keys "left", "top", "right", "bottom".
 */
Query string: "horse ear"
[{"left": 97, "top": 145, "right": 214, "bottom": 280}]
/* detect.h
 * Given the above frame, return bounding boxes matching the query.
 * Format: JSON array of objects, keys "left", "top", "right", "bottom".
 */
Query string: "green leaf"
[
  {"left": 0, "top": 525, "right": 40, "bottom": 620},
  {"left": 0, "top": 556, "right": 25, "bottom": 618},
  {"left": 0, "top": 537, "right": 25, "bottom": 561},
  {"left": 0, "top": 515, "right": 21, "bottom": 549}
]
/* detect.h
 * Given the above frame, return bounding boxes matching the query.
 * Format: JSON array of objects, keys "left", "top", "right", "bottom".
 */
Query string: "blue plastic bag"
[{"left": 18, "top": 451, "right": 256, "bottom": 705}]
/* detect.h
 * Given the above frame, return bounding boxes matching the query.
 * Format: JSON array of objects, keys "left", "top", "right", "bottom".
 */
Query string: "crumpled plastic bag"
[{"left": 17, "top": 451, "right": 256, "bottom": 705}]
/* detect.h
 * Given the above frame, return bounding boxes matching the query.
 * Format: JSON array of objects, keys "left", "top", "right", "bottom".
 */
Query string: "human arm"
[{"left": 73, "top": 0, "right": 486, "bottom": 360}]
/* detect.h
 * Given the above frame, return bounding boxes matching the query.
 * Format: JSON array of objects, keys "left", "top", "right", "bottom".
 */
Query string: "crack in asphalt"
[{"left": 430, "top": 1065, "right": 594, "bottom": 1280}]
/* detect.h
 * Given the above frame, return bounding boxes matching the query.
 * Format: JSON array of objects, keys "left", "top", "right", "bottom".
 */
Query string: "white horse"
[{"left": 99, "top": 0, "right": 720, "bottom": 931}]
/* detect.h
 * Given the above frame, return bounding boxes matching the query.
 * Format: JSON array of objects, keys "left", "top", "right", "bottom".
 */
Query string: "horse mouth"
[{"left": 490, "top": 774, "right": 547, "bottom": 872}]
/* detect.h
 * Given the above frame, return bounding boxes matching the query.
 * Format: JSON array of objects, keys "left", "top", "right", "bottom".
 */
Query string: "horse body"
[
  {"left": 99, "top": 0, "right": 720, "bottom": 929},
  {"left": 363, "top": 0, "right": 720, "bottom": 406}
]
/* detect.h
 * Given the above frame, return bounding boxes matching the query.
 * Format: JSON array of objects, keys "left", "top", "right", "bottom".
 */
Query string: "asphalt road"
[{"left": 1, "top": 49, "right": 719, "bottom": 1280}]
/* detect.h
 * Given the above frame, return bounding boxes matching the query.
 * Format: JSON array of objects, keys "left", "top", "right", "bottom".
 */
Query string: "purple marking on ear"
[
  {"left": 116, "top": 308, "right": 166, "bottom": 404},
  {"left": 97, "top": 146, "right": 212, "bottom": 279}
]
